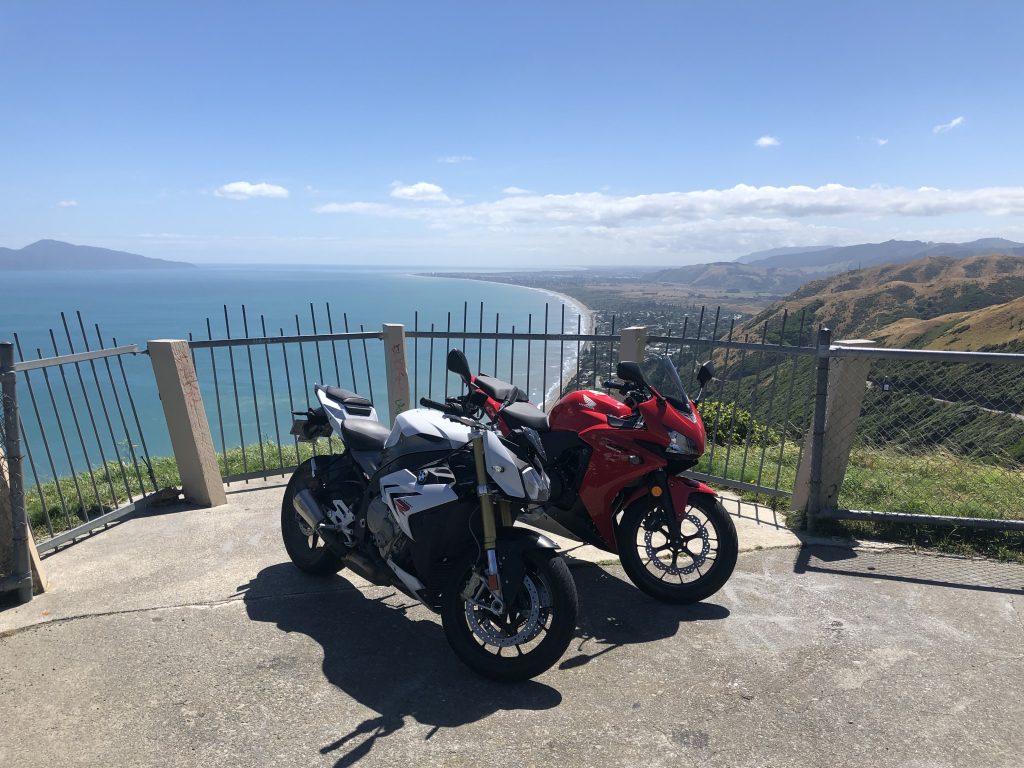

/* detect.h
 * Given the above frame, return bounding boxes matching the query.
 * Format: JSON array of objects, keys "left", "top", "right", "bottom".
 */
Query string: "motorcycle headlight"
[
  {"left": 520, "top": 466, "right": 550, "bottom": 502},
  {"left": 666, "top": 429, "right": 701, "bottom": 456}
]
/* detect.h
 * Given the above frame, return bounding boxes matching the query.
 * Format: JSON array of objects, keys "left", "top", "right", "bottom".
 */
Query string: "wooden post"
[
  {"left": 792, "top": 338, "right": 875, "bottom": 525},
  {"left": 0, "top": 443, "right": 11, "bottom": 581},
  {"left": 618, "top": 326, "right": 649, "bottom": 365},
  {"left": 148, "top": 340, "right": 226, "bottom": 507},
  {"left": 1, "top": 447, "right": 48, "bottom": 594},
  {"left": 382, "top": 324, "right": 410, "bottom": 425}
]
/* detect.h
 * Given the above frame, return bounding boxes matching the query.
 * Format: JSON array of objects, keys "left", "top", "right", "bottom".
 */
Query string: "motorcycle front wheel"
[
  {"left": 440, "top": 550, "right": 578, "bottom": 681},
  {"left": 616, "top": 492, "right": 737, "bottom": 604},
  {"left": 280, "top": 461, "right": 346, "bottom": 577}
]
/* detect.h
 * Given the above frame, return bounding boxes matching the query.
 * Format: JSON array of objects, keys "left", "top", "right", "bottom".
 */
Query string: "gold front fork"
[{"left": 470, "top": 428, "right": 503, "bottom": 598}]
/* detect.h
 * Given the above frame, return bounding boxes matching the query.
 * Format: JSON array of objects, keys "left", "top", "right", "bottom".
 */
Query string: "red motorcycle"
[{"left": 425, "top": 350, "right": 738, "bottom": 604}]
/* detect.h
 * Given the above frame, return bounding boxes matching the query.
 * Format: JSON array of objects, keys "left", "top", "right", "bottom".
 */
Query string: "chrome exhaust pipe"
[{"left": 293, "top": 489, "right": 325, "bottom": 531}]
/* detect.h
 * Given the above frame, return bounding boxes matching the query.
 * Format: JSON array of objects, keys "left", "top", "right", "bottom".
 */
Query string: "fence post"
[
  {"left": 792, "top": 333, "right": 877, "bottom": 530},
  {"left": 791, "top": 328, "right": 831, "bottom": 529},
  {"left": 382, "top": 324, "right": 410, "bottom": 425},
  {"left": 816, "top": 340, "right": 876, "bottom": 516},
  {"left": 618, "top": 326, "right": 649, "bottom": 365},
  {"left": 1, "top": 342, "right": 34, "bottom": 604},
  {"left": 148, "top": 340, "right": 226, "bottom": 507}
]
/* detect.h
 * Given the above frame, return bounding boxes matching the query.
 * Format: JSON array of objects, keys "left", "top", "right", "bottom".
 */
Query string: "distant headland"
[{"left": 0, "top": 239, "right": 195, "bottom": 270}]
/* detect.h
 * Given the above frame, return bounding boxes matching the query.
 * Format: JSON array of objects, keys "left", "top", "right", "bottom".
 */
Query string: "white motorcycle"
[{"left": 282, "top": 384, "right": 579, "bottom": 681}]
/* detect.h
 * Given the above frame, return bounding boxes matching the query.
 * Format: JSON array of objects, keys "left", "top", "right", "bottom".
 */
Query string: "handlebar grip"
[{"left": 419, "top": 397, "right": 450, "bottom": 412}]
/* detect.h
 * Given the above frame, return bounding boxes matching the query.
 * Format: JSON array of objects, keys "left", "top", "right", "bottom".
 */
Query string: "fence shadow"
[
  {"left": 792, "top": 544, "right": 1024, "bottom": 595},
  {"left": 241, "top": 563, "right": 563, "bottom": 768},
  {"left": 557, "top": 563, "right": 730, "bottom": 670}
]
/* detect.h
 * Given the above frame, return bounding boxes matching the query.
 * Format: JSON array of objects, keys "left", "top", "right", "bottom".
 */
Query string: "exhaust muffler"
[{"left": 293, "top": 489, "right": 325, "bottom": 531}]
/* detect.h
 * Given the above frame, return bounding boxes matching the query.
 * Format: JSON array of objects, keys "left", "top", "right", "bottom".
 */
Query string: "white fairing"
[
  {"left": 384, "top": 408, "right": 471, "bottom": 450},
  {"left": 315, "top": 386, "right": 380, "bottom": 433},
  {"left": 377, "top": 468, "right": 459, "bottom": 538},
  {"left": 484, "top": 430, "right": 526, "bottom": 498}
]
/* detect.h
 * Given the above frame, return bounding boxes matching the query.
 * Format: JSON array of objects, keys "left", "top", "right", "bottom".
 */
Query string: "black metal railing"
[{"left": 7, "top": 313, "right": 164, "bottom": 553}]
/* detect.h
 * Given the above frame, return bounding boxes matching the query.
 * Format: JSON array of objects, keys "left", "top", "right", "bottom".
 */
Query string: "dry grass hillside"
[
  {"left": 741, "top": 253, "right": 1024, "bottom": 346},
  {"left": 871, "top": 295, "right": 1024, "bottom": 350}
]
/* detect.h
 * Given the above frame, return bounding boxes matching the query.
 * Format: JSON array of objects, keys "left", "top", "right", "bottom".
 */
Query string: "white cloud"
[
  {"left": 312, "top": 182, "right": 1024, "bottom": 262},
  {"left": 755, "top": 135, "right": 780, "bottom": 147},
  {"left": 503, "top": 186, "right": 535, "bottom": 196},
  {"left": 214, "top": 181, "right": 290, "bottom": 199},
  {"left": 875, "top": 138, "right": 889, "bottom": 146},
  {"left": 436, "top": 155, "right": 474, "bottom": 164},
  {"left": 389, "top": 181, "right": 451, "bottom": 202},
  {"left": 933, "top": 116, "right": 965, "bottom": 134},
  {"left": 317, "top": 183, "right": 1024, "bottom": 233},
  {"left": 57, "top": 199, "right": 78, "bottom": 207}
]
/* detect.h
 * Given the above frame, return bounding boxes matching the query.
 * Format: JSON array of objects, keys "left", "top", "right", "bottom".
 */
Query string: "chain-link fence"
[{"left": 820, "top": 347, "right": 1024, "bottom": 529}]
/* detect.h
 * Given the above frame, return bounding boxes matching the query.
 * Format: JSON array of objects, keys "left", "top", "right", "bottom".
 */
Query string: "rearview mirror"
[
  {"left": 446, "top": 348, "right": 472, "bottom": 384},
  {"left": 616, "top": 361, "right": 645, "bottom": 384},
  {"left": 697, "top": 361, "right": 715, "bottom": 386}
]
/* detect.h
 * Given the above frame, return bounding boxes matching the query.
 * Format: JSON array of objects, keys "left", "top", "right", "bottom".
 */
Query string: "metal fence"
[
  {"left": 8, "top": 300, "right": 1021, "bottom": 575},
  {"left": 186, "top": 301, "right": 607, "bottom": 482},
  {"left": 7, "top": 314, "right": 165, "bottom": 554},
  {"left": 648, "top": 311, "right": 820, "bottom": 502},
  {"left": 185, "top": 302, "right": 823, "bottom": 504},
  {"left": 819, "top": 346, "right": 1024, "bottom": 531}
]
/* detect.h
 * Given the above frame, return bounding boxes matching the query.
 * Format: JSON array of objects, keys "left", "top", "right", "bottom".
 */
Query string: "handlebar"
[
  {"left": 419, "top": 396, "right": 464, "bottom": 415},
  {"left": 601, "top": 379, "right": 629, "bottom": 393}
]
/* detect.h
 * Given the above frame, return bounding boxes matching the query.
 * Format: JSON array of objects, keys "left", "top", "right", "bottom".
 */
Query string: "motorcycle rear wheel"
[
  {"left": 441, "top": 550, "right": 578, "bottom": 681},
  {"left": 616, "top": 492, "right": 737, "bottom": 604},
  {"left": 280, "top": 461, "right": 345, "bottom": 577}
]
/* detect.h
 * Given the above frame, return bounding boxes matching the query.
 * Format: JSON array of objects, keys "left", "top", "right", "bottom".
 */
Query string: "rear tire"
[
  {"left": 617, "top": 492, "right": 737, "bottom": 604},
  {"left": 441, "top": 550, "right": 578, "bottom": 681},
  {"left": 280, "top": 461, "right": 345, "bottom": 577}
]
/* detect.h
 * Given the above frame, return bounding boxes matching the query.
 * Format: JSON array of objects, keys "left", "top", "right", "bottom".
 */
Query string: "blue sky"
[{"left": 3, "top": 1, "right": 1023, "bottom": 265}]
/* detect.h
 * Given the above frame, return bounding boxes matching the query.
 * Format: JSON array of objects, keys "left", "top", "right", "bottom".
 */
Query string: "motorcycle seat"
[
  {"left": 501, "top": 402, "right": 550, "bottom": 432},
  {"left": 339, "top": 418, "right": 391, "bottom": 451},
  {"left": 322, "top": 386, "right": 374, "bottom": 417},
  {"left": 473, "top": 375, "right": 530, "bottom": 404}
]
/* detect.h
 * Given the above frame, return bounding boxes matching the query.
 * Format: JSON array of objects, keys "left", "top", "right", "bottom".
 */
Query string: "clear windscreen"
[{"left": 640, "top": 355, "right": 690, "bottom": 407}]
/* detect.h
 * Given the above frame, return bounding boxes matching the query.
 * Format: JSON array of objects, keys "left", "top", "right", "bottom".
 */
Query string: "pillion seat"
[
  {"left": 322, "top": 386, "right": 375, "bottom": 417},
  {"left": 473, "top": 375, "right": 530, "bottom": 404}
]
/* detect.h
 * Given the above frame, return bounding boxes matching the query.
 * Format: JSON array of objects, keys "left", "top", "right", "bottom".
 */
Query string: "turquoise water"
[{"left": 1, "top": 266, "right": 587, "bottom": 479}]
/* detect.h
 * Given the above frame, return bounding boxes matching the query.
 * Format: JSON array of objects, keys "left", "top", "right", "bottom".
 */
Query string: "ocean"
[{"left": 1, "top": 265, "right": 588, "bottom": 479}]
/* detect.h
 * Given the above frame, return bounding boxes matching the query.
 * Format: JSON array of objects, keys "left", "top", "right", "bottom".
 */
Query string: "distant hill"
[
  {"left": 651, "top": 261, "right": 811, "bottom": 295},
  {"left": 741, "top": 252, "right": 1024, "bottom": 343},
  {"left": 735, "top": 238, "right": 1024, "bottom": 272},
  {"left": 734, "top": 245, "right": 836, "bottom": 264},
  {"left": 0, "top": 240, "right": 194, "bottom": 270}
]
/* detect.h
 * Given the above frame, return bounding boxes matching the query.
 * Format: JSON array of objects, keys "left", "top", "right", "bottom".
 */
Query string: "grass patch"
[
  {"left": 23, "top": 438, "right": 334, "bottom": 541},
  {"left": 696, "top": 441, "right": 1023, "bottom": 562}
]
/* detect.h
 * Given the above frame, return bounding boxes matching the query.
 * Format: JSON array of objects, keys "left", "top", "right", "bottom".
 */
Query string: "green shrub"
[{"left": 697, "top": 399, "right": 780, "bottom": 446}]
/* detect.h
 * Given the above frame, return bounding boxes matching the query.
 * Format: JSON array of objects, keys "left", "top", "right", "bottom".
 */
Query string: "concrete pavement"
[{"left": 1, "top": 478, "right": 1022, "bottom": 768}]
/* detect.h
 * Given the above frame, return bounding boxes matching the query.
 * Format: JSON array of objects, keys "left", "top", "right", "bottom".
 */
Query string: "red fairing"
[
  {"left": 548, "top": 390, "right": 632, "bottom": 432},
  {"left": 635, "top": 395, "right": 707, "bottom": 454},
  {"left": 624, "top": 475, "right": 717, "bottom": 517}
]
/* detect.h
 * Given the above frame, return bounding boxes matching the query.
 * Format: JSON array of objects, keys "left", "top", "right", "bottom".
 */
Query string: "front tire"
[
  {"left": 441, "top": 550, "right": 578, "bottom": 681},
  {"left": 280, "top": 461, "right": 345, "bottom": 577},
  {"left": 617, "top": 492, "right": 737, "bottom": 604}
]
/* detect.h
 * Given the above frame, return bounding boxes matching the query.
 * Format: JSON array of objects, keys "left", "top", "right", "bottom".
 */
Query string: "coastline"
[{"left": 418, "top": 272, "right": 595, "bottom": 410}]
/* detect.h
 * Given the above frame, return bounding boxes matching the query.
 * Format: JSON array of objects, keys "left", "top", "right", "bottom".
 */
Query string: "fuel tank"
[{"left": 547, "top": 389, "right": 632, "bottom": 432}]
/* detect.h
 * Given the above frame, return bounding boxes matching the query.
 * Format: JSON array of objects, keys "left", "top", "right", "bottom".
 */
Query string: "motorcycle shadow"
[
  {"left": 241, "top": 563, "right": 562, "bottom": 768},
  {"left": 560, "top": 563, "right": 730, "bottom": 670}
]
